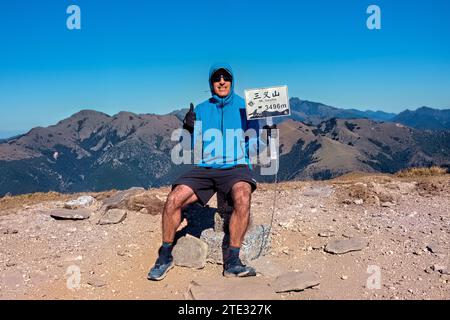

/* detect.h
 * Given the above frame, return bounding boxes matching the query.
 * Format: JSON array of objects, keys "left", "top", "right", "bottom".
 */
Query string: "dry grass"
[
  {"left": 395, "top": 166, "right": 448, "bottom": 178},
  {"left": 0, "top": 190, "right": 115, "bottom": 211},
  {"left": 0, "top": 191, "right": 72, "bottom": 211}
]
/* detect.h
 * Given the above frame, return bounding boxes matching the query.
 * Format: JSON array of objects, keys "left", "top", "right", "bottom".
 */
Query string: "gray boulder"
[
  {"left": 200, "top": 224, "right": 271, "bottom": 264},
  {"left": 98, "top": 209, "right": 127, "bottom": 225},
  {"left": 172, "top": 234, "right": 208, "bottom": 269}
]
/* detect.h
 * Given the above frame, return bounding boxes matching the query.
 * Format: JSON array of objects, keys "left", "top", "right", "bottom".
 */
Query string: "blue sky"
[{"left": 0, "top": 0, "right": 449, "bottom": 135}]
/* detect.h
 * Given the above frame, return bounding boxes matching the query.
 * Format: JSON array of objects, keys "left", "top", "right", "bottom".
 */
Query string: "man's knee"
[
  {"left": 231, "top": 182, "right": 251, "bottom": 214},
  {"left": 165, "top": 185, "right": 193, "bottom": 211}
]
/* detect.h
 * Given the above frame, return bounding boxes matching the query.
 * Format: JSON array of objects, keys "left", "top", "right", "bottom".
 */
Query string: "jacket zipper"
[{"left": 221, "top": 98, "right": 225, "bottom": 164}]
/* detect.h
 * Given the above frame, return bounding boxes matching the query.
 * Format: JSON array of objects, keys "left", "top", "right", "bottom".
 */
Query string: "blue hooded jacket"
[{"left": 192, "top": 63, "right": 262, "bottom": 169}]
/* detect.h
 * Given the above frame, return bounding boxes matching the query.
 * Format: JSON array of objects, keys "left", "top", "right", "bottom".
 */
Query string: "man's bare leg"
[
  {"left": 223, "top": 181, "right": 256, "bottom": 277},
  {"left": 229, "top": 181, "right": 252, "bottom": 248},
  {"left": 162, "top": 184, "right": 198, "bottom": 243},
  {"left": 148, "top": 184, "right": 198, "bottom": 280}
]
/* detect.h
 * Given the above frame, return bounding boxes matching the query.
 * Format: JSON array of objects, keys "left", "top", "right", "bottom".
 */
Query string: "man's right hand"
[{"left": 183, "top": 103, "right": 196, "bottom": 133}]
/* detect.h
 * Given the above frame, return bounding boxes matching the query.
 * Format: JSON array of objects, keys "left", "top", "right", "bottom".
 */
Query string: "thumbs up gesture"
[{"left": 183, "top": 103, "right": 196, "bottom": 133}]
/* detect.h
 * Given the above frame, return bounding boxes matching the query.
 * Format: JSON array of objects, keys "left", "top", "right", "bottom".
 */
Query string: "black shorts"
[{"left": 171, "top": 165, "right": 257, "bottom": 206}]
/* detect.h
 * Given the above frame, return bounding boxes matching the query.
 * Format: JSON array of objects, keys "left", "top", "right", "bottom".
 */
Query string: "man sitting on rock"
[{"left": 148, "top": 63, "right": 267, "bottom": 280}]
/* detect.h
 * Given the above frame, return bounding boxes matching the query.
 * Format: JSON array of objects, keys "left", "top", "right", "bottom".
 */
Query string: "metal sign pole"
[{"left": 265, "top": 117, "right": 278, "bottom": 161}]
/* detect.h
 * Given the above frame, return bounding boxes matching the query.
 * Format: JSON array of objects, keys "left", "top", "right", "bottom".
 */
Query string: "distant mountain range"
[
  {"left": 1, "top": 98, "right": 449, "bottom": 196},
  {"left": 172, "top": 98, "right": 450, "bottom": 130},
  {"left": 288, "top": 98, "right": 397, "bottom": 124},
  {"left": 392, "top": 106, "right": 450, "bottom": 130}
]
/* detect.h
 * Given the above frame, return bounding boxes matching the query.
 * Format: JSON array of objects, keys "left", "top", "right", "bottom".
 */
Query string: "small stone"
[
  {"left": 302, "top": 186, "right": 334, "bottom": 197},
  {"left": 431, "top": 264, "right": 449, "bottom": 274},
  {"left": 49, "top": 208, "right": 91, "bottom": 220},
  {"left": 341, "top": 275, "right": 348, "bottom": 280},
  {"left": 64, "top": 196, "right": 95, "bottom": 209},
  {"left": 271, "top": 271, "right": 320, "bottom": 293},
  {"left": 324, "top": 238, "right": 368, "bottom": 254},
  {"left": 426, "top": 244, "right": 444, "bottom": 254},
  {"left": 98, "top": 209, "right": 127, "bottom": 225},
  {"left": 2, "top": 228, "right": 19, "bottom": 235},
  {"left": 381, "top": 202, "right": 394, "bottom": 207},
  {"left": 318, "top": 230, "right": 335, "bottom": 238},
  {"left": 87, "top": 276, "right": 107, "bottom": 288}
]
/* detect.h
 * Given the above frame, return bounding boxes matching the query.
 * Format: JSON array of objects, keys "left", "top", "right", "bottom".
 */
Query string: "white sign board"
[{"left": 244, "top": 85, "right": 290, "bottom": 120}]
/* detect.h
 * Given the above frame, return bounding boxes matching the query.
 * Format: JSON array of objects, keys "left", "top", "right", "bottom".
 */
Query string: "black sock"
[
  {"left": 225, "top": 246, "right": 240, "bottom": 265},
  {"left": 159, "top": 242, "right": 173, "bottom": 262}
]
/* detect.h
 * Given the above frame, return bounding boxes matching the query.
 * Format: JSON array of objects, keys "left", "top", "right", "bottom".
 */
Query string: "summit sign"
[{"left": 244, "top": 85, "right": 290, "bottom": 120}]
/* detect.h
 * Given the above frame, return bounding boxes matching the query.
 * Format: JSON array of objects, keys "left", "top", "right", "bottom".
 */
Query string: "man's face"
[{"left": 212, "top": 74, "right": 232, "bottom": 98}]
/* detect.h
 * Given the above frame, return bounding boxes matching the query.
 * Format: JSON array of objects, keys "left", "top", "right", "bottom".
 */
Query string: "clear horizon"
[{"left": 1, "top": 0, "right": 449, "bottom": 133}]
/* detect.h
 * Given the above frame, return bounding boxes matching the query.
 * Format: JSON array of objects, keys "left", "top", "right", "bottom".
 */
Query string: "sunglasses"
[{"left": 211, "top": 72, "right": 232, "bottom": 83}]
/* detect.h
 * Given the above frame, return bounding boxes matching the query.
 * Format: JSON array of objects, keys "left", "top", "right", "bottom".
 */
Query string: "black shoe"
[
  {"left": 147, "top": 247, "right": 174, "bottom": 281},
  {"left": 223, "top": 258, "right": 256, "bottom": 278}
]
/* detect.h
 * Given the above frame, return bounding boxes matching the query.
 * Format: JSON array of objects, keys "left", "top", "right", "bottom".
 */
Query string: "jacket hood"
[{"left": 208, "top": 63, "right": 235, "bottom": 105}]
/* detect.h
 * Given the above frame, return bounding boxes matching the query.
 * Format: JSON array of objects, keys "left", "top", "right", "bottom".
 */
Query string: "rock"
[
  {"left": 381, "top": 201, "right": 395, "bottom": 207},
  {"left": 302, "top": 185, "right": 334, "bottom": 197},
  {"left": 98, "top": 209, "right": 127, "bottom": 225},
  {"left": 278, "top": 219, "right": 295, "bottom": 230},
  {"left": 431, "top": 264, "right": 450, "bottom": 275},
  {"left": 248, "top": 256, "right": 288, "bottom": 278},
  {"left": 200, "top": 224, "right": 271, "bottom": 264},
  {"left": 341, "top": 275, "right": 348, "bottom": 280},
  {"left": 373, "top": 195, "right": 381, "bottom": 206},
  {"left": 271, "top": 271, "right": 320, "bottom": 293},
  {"left": 0, "top": 271, "right": 24, "bottom": 288},
  {"left": 87, "top": 276, "right": 107, "bottom": 288},
  {"left": 214, "top": 211, "right": 232, "bottom": 233},
  {"left": 126, "top": 192, "right": 164, "bottom": 214},
  {"left": 49, "top": 208, "right": 91, "bottom": 220},
  {"left": 426, "top": 244, "right": 445, "bottom": 254},
  {"left": 102, "top": 187, "right": 145, "bottom": 210},
  {"left": 324, "top": 238, "right": 368, "bottom": 254},
  {"left": 1, "top": 228, "right": 19, "bottom": 235},
  {"left": 172, "top": 235, "right": 208, "bottom": 269},
  {"left": 64, "top": 196, "right": 95, "bottom": 209},
  {"left": 5, "top": 261, "right": 17, "bottom": 267},
  {"left": 354, "top": 199, "right": 364, "bottom": 205},
  {"left": 189, "top": 278, "right": 278, "bottom": 300},
  {"left": 318, "top": 230, "right": 335, "bottom": 238}
]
